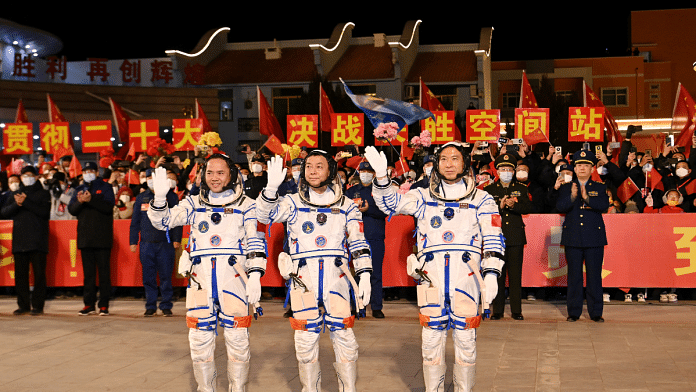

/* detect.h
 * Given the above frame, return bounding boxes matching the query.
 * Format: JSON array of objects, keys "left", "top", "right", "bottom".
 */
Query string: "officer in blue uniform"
[
  {"left": 278, "top": 158, "right": 303, "bottom": 196},
  {"left": 556, "top": 150, "right": 609, "bottom": 322},
  {"left": 411, "top": 154, "right": 434, "bottom": 190},
  {"left": 130, "top": 168, "right": 183, "bottom": 317},
  {"left": 345, "top": 161, "right": 388, "bottom": 318}
]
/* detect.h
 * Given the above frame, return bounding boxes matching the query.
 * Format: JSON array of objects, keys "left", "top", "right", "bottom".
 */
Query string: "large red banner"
[{"left": 3, "top": 214, "right": 696, "bottom": 288}]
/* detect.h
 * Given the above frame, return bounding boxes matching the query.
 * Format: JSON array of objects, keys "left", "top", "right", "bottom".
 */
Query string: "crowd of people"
[{"left": 1, "top": 127, "right": 694, "bottom": 317}]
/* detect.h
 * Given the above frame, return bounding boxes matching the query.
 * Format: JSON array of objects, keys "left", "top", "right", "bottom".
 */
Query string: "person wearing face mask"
[
  {"left": 113, "top": 186, "right": 135, "bottom": 219},
  {"left": 412, "top": 155, "right": 434, "bottom": 190},
  {"left": 0, "top": 174, "right": 21, "bottom": 209},
  {"left": 484, "top": 154, "right": 531, "bottom": 321},
  {"left": 545, "top": 163, "right": 575, "bottom": 213},
  {"left": 1, "top": 166, "right": 51, "bottom": 316},
  {"left": 130, "top": 168, "right": 182, "bottom": 317},
  {"left": 345, "top": 161, "right": 389, "bottom": 318},
  {"left": 48, "top": 172, "right": 75, "bottom": 220},
  {"left": 663, "top": 160, "right": 696, "bottom": 212},
  {"left": 278, "top": 158, "right": 303, "bottom": 197},
  {"left": 243, "top": 155, "right": 268, "bottom": 199},
  {"left": 68, "top": 162, "right": 116, "bottom": 316},
  {"left": 557, "top": 150, "right": 610, "bottom": 323}
]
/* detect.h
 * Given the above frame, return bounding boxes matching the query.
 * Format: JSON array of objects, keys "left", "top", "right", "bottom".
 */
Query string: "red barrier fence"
[{"left": 1, "top": 214, "right": 695, "bottom": 287}]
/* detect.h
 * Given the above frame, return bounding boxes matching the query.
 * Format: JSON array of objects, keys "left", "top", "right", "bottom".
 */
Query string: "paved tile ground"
[{"left": 1, "top": 295, "right": 695, "bottom": 392}]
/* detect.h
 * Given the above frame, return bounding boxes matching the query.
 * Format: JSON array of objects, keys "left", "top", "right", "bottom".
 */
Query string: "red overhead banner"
[
  {"left": 129, "top": 120, "right": 159, "bottom": 152},
  {"left": 568, "top": 107, "right": 604, "bottom": 142},
  {"left": 287, "top": 115, "right": 318, "bottom": 148},
  {"left": 3, "top": 123, "right": 33, "bottom": 155},
  {"left": 172, "top": 119, "right": 203, "bottom": 151},
  {"left": 331, "top": 113, "right": 364, "bottom": 146}
]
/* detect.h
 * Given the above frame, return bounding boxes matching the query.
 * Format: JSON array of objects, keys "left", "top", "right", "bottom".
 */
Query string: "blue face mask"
[{"left": 499, "top": 172, "right": 514, "bottom": 183}]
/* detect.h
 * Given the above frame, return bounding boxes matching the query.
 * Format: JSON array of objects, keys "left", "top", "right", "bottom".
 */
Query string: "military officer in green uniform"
[{"left": 484, "top": 153, "right": 532, "bottom": 320}]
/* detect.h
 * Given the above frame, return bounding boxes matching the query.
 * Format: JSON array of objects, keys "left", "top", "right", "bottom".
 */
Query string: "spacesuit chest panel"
[
  {"left": 289, "top": 202, "right": 347, "bottom": 255},
  {"left": 418, "top": 196, "right": 481, "bottom": 252},
  {"left": 190, "top": 204, "right": 246, "bottom": 256}
]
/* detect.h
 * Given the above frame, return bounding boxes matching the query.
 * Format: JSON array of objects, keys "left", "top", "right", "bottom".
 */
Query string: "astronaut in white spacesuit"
[
  {"left": 255, "top": 150, "right": 372, "bottom": 392},
  {"left": 365, "top": 142, "right": 504, "bottom": 392},
  {"left": 148, "top": 154, "right": 266, "bottom": 392}
]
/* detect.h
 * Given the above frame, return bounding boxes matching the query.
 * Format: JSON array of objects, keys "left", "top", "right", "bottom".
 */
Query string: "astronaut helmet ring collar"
[
  {"left": 300, "top": 149, "right": 337, "bottom": 189},
  {"left": 200, "top": 153, "right": 241, "bottom": 200},
  {"left": 433, "top": 141, "right": 470, "bottom": 182}
]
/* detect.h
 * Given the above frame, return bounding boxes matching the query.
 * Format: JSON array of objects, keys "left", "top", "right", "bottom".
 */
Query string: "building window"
[
  {"left": 601, "top": 87, "right": 628, "bottom": 107},
  {"left": 220, "top": 101, "right": 232, "bottom": 121},
  {"left": 502, "top": 92, "right": 520, "bottom": 109}
]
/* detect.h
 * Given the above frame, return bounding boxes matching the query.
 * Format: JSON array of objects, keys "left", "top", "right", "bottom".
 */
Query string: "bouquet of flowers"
[
  {"left": 410, "top": 130, "right": 432, "bottom": 150},
  {"left": 147, "top": 138, "right": 176, "bottom": 166},
  {"left": 373, "top": 122, "right": 400, "bottom": 142},
  {"left": 195, "top": 132, "right": 224, "bottom": 157}
]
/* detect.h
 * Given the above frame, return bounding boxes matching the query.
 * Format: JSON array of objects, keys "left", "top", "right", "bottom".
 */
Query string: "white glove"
[
  {"left": 151, "top": 166, "right": 170, "bottom": 205},
  {"left": 177, "top": 249, "right": 191, "bottom": 276},
  {"left": 264, "top": 155, "right": 287, "bottom": 198},
  {"left": 483, "top": 274, "right": 498, "bottom": 305},
  {"left": 277, "top": 252, "right": 293, "bottom": 280},
  {"left": 364, "top": 146, "right": 388, "bottom": 179},
  {"left": 358, "top": 273, "right": 372, "bottom": 308},
  {"left": 246, "top": 272, "right": 262, "bottom": 305},
  {"left": 406, "top": 254, "right": 420, "bottom": 279}
]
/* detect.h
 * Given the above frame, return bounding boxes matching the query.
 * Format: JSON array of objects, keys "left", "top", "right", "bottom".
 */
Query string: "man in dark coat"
[
  {"left": 68, "top": 162, "right": 115, "bottom": 316},
  {"left": 2, "top": 166, "right": 51, "bottom": 315},
  {"left": 484, "top": 154, "right": 532, "bottom": 320},
  {"left": 557, "top": 150, "right": 610, "bottom": 322}
]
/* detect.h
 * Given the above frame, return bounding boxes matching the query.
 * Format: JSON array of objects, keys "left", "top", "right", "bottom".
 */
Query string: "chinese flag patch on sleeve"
[
  {"left": 491, "top": 214, "right": 502, "bottom": 227},
  {"left": 359, "top": 222, "right": 364, "bottom": 233}
]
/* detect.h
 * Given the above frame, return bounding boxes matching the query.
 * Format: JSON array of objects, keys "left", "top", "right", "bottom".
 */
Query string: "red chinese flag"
[
  {"left": 195, "top": 98, "right": 213, "bottom": 134},
  {"left": 47, "top": 94, "right": 67, "bottom": 123},
  {"left": 263, "top": 134, "right": 285, "bottom": 156},
  {"left": 344, "top": 155, "right": 364, "bottom": 170},
  {"left": 617, "top": 177, "right": 639, "bottom": 203},
  {"left": 584, "top": 81, "right": 622, "bottom": 144},
  {"left": 392, "top": 157, "right": 410, "bottom": 177},
  {"left": 188, "top": 162, "right": 199, "bottom": 184},
  {"left": 319, "top": 84, "right": 335, "bottom": 133},
  {"left": 172, "top": 119, "right": 203, "bottom": 151},
  {"left": 81, "top": 121, "right": 113, "bottom": 153},
  {"left": 591, "top": 167, "right": 602, "bottom": 182},
  {"left": 129, "top": 120, "right": 159, "bottom": 152},
  {"left": 672, "top": 83, "right": 696, "bottom": 157},
  {"left": 15, "top": 99, "right": 28, "bottom": 123},
  {"left": 125, "top": 142, "right": 136, "bottom": 161},
  {"left": 421, "top": 79, "right": 461, "bottom": 140},
  {"left": 110, "top": 97, "right": 131, "bottom": 145},
  {"left": 401, "top": 139, "right": 415, "bottom": 160},
  {"left": 128, "top": 169, "right": 140, "bottom": 186},
  {"left": 519, "top": 71, "right": 538, "bottom": 108},
  {"left": 69, "top": 154, "right": 82, "bottom": 179},
  {"left": 52, "top": 144, "right": 74, "bottom": 161},
  {"left": 646, "top": 168, "right": 664, "bottom": 191},
  {"left": 257, "top": 87, "right": 286, "bottom": 143}
]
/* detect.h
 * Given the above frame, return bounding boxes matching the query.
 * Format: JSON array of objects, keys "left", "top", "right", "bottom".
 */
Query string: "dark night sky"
[{"left": 6, "top": 7, "right": 684, "bottom": 63}]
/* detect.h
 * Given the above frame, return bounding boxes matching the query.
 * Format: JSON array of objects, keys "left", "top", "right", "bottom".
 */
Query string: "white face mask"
[
  {"left": 21, "top": 175, "right": 36, "bottom": 187},
  {"left": 252, "top": 164, "right": 263, "bottom": 173},
  {"left": 9, "top": 183, "right": 20, "bottom": 192},
  {"left": 168, "top": 179, "right": 177, "bottom": 189},
  {"left": 676, "top": 167, "right": 689, "bottom": 178},
  {"left": 359, "top": 172, "right": 374, "bottom": 184},
  {"left": 242, "top": 174, "right": 248, "bottom": 182},
  {"left": 408, "top": 171, "right": 416, "bottom": 180},
  {"left": 119, "top": 195, "right": 130, "bottom": 204},
  {"left": 642, "top": 163, "right": 653, "bottom": 172},
  {"left": 499, "top": 172, "right": 514, "bottom": 183},
  {"left": 516, "top": 171, "right": 528, "bottom": 181},
  {"left": 597, "top": 166, "right": 607, "bottom": 176},
  {"left": 83, "top": 172, "right": 96, "bottom": 183},
  {"left": 564, "top": 174, "right": 573, "bottom": 183},
  {"left": 292, "top": 170, "right": 301, "bottom": 182},
  {"left": 147, "top": 179, "right": 154, "bottom": 190},
  {"left": 424, "top": 167, "right": 433, "bottom": 176}
]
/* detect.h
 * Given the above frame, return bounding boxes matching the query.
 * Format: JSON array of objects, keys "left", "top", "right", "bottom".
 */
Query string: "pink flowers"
[
  {"left": 374, "top": 122, "right": 400, "bottom": 141},
  {"left": 411, "top": 130, "right": 432, "bottom": 148}
]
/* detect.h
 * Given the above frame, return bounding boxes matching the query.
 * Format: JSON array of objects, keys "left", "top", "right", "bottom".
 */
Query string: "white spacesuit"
[
  {"left": 148, "top": 155, "right": 266, "bottom": 392},
  {"left": 365, "top": 144, "right": 504, "bottom": 392},
  {"left": 256, "top": 151, "right": 372, "bottom": 392}
]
